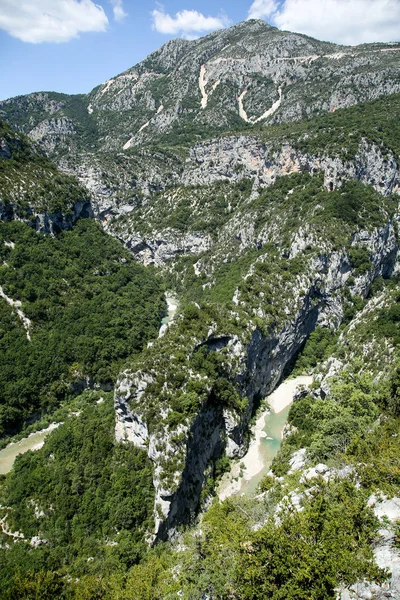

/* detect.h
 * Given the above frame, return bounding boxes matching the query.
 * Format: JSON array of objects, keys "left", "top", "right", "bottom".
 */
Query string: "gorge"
[{"left": 0, "top": 18, "right": 400, "bottom": 599}]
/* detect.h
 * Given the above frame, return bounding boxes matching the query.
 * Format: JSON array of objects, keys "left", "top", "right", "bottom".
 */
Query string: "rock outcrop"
[
  {"left": 338, "top": 496, "right": 400, "bottom": 599},
  {"left": 182, "top": 138, "right": 400, "bottom": 198},
  {"left": 0, "top": 197, "right": 93, "bottom": 234},
  {"left": 114, "top": 218, "right": 400, "bottom": 540}
]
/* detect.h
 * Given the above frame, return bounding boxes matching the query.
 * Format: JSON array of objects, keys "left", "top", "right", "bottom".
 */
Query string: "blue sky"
[{"left": 0, "top": 0, "right": 399, "bottom": 101}]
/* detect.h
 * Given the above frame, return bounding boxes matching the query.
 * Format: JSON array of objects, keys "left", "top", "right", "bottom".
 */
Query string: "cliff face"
[
  {"left": 183, "top": 138, "right": 400, "bottom": 197},
  {"left": 0, "top": 198, "right": 93, "bottom": 234},
  {"left": 115, "top": 216, "right": 400, "bottom": 539},
  {"left": 0, "top": 121, "right": 93, "bottom": 233},
  {"left": 107, "top": 138, "right": 399, "bottom": 267}
]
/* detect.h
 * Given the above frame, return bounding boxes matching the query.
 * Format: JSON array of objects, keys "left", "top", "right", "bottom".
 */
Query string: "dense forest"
[{"left": 0, "top": 219, "right": 164, "bottom": 434}]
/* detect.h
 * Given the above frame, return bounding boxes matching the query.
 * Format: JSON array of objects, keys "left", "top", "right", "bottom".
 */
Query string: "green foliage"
[
  {"left": 349, "top": 247, "right": 372, "bottom": 275},
  {"left": 273, "top": 372, "right": 381, "bottom": 470},
  {"left": 293, "top": 326, "right": 338, "bottom": 374},
  {"left": 253, "top": 173, "right": 396, "bottom": 241},
  {"left": 236, "top": 481, "right": 385, "bottom": 600},
  {"left": 144, "top": 481, "right": 385, "bottom": 600},
  {"left": 0, "top": 120, "right": 88, "bottom": 216},
  {"left": 345, "top": 415, "right": 400, "bottom": 495},
  {"left": 0, "top": 395, "right": 154, "bottom": 594},
  {"left": 372, "top": 293, "right": 400, "bottom": 347},
  {"left": 125, "top": 178, "right": 253, "bottom": 239},
  {"left": 0, "top": 219, "right": 164, "bottom": 433}
]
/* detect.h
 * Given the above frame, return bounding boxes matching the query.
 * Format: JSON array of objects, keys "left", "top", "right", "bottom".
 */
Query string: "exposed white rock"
[
  {"left": 338, "top": 496, "right": 400, "bottom": 599},
  {"left": 199, "top": 65, "right": 208, "bottom": 109},
  {"left": 30, "top": 535, "right": 47, "bottom": 548},
  {"left": 124, "top": 232, "right": 212, "bottom": 266},
  {"left": 100, "top": 79, "right": 114, "bottom": 95},
  {"left": 138, "top": 120, "right": 150, "bottom": 134},
  {"left": 0, "top": 285, "right": 31, "bottom": 340},
  {"left": 238, "top": 90, "right": 249, "bottom": 121},
  {"left": 288, "top": 448, "right": 307, "bottom": 473}
]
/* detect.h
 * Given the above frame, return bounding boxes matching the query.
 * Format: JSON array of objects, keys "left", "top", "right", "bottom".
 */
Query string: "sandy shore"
[
  {"left": 267, "top": 375, "right": 313, "bottom": 413},
  {"left": 217, "top": 375, "right": 313, "bottom": 500},
  {"left": 218, "top": 407, "right": 268, "bottom": 500}
]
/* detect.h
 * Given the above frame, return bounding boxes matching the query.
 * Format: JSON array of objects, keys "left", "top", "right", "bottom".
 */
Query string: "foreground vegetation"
[
  {"left": 0, "top": 393, "right": 155, "bottom": 598},
  {"left": 2, "top": 285, "right": 400, "bottom": 598}
]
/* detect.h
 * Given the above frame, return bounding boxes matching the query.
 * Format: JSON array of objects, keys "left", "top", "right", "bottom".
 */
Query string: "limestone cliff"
[{"left": 115, "top": 217, "right": 400, "bottom": 539}]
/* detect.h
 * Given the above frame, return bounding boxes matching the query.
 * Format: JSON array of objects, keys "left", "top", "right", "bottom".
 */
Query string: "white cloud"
[
  {"left": 248, "top": 0, "right": 279, "bottom": 20},
  {"left": 0, "top": 0, "right": 109, "bottom": 43},
  {"left": 151, "top": 7, "right": 231, "bottom": 38},
  {"left": 247, "top": 0, "right": 400, "bottom": 45},
  {"left": 110, "top": 0, "right": 127, "bottom": 22}
]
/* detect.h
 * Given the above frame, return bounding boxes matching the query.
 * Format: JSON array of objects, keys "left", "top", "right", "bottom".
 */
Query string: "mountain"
[
  {"left": 2, "top": 20, "right": 400, "bottom": 152},
  {"left": 1, "top": 19, "right": 400, "bottom": 600},
  {"left": 1, "top": 19, "right": 400, "bottom": 219}
]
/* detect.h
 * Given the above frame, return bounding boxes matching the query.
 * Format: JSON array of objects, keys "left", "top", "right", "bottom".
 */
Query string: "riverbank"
[
  {"left": 218, "top": 375, "right": 313, "bottom": 500},
  {"left": 0, "top": 423, "right": 61, "bottom": 475},
  {"left": 267, "top": 375, "right": 313, "bottom": 413}
]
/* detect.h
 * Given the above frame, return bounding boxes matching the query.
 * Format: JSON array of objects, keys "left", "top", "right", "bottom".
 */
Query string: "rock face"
[
  {"left": 122, "top": 232, "right": 212, "bottom": 266},
  {"left": 114, "top": 218, "right": 400, "bottom": 540},
  {"left": 182, "top": 138, "right": 400, "bottom": 198},
  {"left": 0, "top": 193, "right": 93, "bottom": 235},
  {"left": 28, "top": 118, "right": 76, "bottom": 153},
  {"left": 104, "top": 138, "right": 399, "bottom": 268},
  {"left": 338, "top": 496, "right": 400, "bottom": 599}
]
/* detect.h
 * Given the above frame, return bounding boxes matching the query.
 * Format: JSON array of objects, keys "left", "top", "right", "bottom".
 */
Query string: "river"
[
  {"left": 159, "top": 294, "right": 178, "bottom": 337},
  {"left": 162, "top": 294, "right": 178, "bottom": 325},
  {"left": 0, "top": 423, "right": 61, "bottom": 475},
  {"left": 218, "top": 376, "right": 313, "bottom": 500}
]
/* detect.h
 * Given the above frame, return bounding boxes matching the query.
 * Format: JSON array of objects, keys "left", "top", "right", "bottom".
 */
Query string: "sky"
[{"left": 0, "top": 0, "right": 400, "bottom": 101}]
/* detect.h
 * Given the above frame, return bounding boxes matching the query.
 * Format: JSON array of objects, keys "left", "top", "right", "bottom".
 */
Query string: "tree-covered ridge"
[
  {"left": 0, "top": 94, "right": 98, "bottom": 155},
  {"left": 0, "top": 393, "right": 155, "bottom": 598},
  {"left": 0, "top": 120, "right": 89, "bottom": 219},
  {"left": 250, "top": 92, "right": 400, "bottom": 161},
  {"left": 0, "top": 219, "right": 164, "bottom": 434}
]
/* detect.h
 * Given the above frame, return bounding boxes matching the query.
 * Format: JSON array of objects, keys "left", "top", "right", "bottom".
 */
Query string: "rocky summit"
[{"left": 1, "top": 18, "right": 400, "bottom": 600}]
